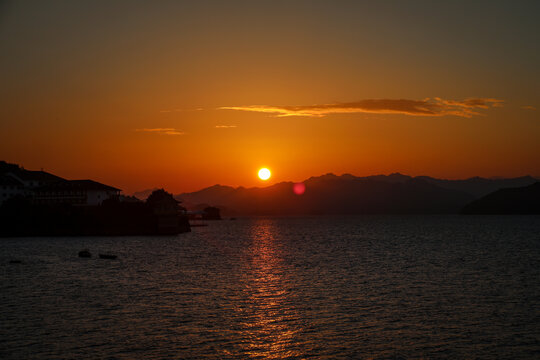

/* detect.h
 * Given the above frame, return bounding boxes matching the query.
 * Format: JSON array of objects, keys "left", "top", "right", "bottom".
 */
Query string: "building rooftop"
[
  {"left": 35, "top": 179, "right": 121, "bottom": 192},
  {"left": 0, "top": 161, "right": 21, "bottom": 174},
  {"left": 8, "top": 169, "right": 65, "bottom": 183},
  {"left": 1, "top": 161, "right": 121, "bottom": 193},
  {"left": 0, "top": 175, "right": 24, "bottom": 186}
]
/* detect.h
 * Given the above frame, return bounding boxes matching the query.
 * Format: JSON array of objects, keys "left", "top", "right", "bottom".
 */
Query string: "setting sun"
[
  {"left": 258, "top": 168, "right": 271, "bottom": 181},
  {"left": 1, "top": 2, "right": 539, "bottom": 359}
]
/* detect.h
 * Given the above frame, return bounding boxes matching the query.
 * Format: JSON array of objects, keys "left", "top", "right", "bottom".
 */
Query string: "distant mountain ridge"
[
  {"left": 131, "top": 173, "right": 538, "bottom": 215},
  {"left": 462, "top": 182, "right": 540, "bottom": 214},
  {"left": 170, "top": 173, "right": 538, "bottom": 215},
  {"left": 132, "top": 188, "right": 160, "bottom": 201},
  {"left": 415, "top": 175, "right": 539, "bottom": 198},
  {"left": 314, "top": 172, "right": 537, "bottom": 198}
]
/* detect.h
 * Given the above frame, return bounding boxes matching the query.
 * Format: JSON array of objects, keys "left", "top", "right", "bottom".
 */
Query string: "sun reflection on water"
[{"left": 238, "top": 218, "right": 302, "bottom": 359}]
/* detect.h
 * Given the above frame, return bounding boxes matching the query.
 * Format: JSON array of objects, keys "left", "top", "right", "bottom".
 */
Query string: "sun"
[{"left": 258, "top": 168, "right": 271, "bottom": 181}]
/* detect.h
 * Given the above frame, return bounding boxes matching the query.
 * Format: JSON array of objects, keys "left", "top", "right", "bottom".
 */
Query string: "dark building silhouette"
[
  {"left": 0, "top": 162, "right": 190, "bottom": 236},
  {"left": 0, "top": 161, "right": 120, "bottom": 206},
  {"left": 146, "top": 189, "right": 189, "bottom": 234},
  {"left": 0, "top": 174, "right": 25, "bottom": 204},
  {"left": 33, "top": 180, "right": 120, "bottom": 206}
]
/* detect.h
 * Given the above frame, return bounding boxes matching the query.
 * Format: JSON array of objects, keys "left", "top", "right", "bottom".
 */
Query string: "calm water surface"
[{"left": 1, "top": 216, "right": 539, "bottom": 359}]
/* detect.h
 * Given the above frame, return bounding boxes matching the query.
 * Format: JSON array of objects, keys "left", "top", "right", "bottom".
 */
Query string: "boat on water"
[
  {"left": 98, "top": 254, "right": 117, "bottom": 260},
  {"left": 78, "top": 250, "right": 91, "bottom": 258}
]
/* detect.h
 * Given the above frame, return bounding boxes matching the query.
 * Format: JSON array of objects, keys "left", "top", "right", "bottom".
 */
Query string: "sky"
[{"left": 1, "top": 0, "right": 539, "bottom": 194}]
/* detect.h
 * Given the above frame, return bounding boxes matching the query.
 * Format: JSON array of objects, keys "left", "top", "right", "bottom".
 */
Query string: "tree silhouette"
[{"left": 146, "top": 189, "right": 180, "bottom": 215}]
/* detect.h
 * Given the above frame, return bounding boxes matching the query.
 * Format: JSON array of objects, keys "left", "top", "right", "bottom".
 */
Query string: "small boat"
[
  {"left": 9, "top": 259, "right": 22, "bottom": 264},
  {"left": 98, "top": 254, "right": 117, "bottom": 260},
  {"left": 78, "top": 250, "right": 92, "bottom": 258}
]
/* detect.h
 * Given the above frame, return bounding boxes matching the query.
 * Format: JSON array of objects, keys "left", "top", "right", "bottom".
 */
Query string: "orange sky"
[{"left": 1, "top": 1, "right": 539, "bottom": 194}]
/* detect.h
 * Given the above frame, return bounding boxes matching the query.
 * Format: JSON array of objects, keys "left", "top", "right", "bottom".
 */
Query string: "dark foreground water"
[{"left": 1, "top": 216, "right": 539, "bottom": 359}]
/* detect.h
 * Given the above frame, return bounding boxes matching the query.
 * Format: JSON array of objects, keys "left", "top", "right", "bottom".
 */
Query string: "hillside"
[
  {"left": 461, "top": 182, "right": 540, "bottom": 214},
  {"left": 130, "top": 173, "right": 539, "bottom": 216},
  {"left": 175, "top": 174, "right": 477, "bottom": 215}
]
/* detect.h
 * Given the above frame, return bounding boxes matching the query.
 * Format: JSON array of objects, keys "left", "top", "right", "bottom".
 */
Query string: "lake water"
[{"left": 1, "top": 216, "right": 539, "bottom": 359}]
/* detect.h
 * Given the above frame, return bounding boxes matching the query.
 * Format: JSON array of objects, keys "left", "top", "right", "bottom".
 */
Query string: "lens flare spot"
[
  {"left": 258, "top": 168, "right": 271, "bottom": 180},
  {"left": 293, "top": 182, "right": 305, "bottom": 195}
]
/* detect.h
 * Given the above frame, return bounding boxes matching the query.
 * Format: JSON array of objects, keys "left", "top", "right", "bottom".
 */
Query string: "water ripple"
[{"left": 1, "top": 215, "right": 539, "bottom": 359}]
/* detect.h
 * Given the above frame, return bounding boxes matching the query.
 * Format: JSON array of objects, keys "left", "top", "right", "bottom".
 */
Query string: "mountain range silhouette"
[
  {"left": 144, "top": 173, "right": 538, "bottom": 215},
  {"left": 462, "top": 182, "right": 540, "bottom": 214}
]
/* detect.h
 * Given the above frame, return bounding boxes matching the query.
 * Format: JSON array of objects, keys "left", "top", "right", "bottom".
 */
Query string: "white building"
[
  {"left": 0, "top": 175, "right": 25, "bottom": 206},
  {"left": 33, "top": 180, "right": 121, "bottom": 206},
  {"left": 0, "top": 161, "right": 121, "bottom": 206},
  {"left": 7, "top": 170, "right": 65, "bottom": 189}
]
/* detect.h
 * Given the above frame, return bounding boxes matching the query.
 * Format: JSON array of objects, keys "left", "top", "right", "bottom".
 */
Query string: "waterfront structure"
[
  {"left": 146, "top": 189, "right": 186, "bottom": 234},
  {"left": 0, "top": 161, "right": 120, "bottom": 206},
  {"left": 0, "top": 175, "right": 26, "bottom": 205},
  {"left": 6, "top": 169, "right": 65, "bottom": 189},
  {"left": 33, "top": 180, "right": 121, "bottom": 206}
]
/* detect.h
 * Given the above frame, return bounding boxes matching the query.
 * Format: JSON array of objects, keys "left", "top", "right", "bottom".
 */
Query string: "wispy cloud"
[
  {"left": 160, "top": 108, "right": 204, "bottom": 113},
  {"left": 220, "top": 98, "right": 504, "bottom": 118},
  {"left": 135, "top": 128, "right": 185, "bottom": 135},
  {"left": 522, "top": 105, "right": 536, "bottom": 110},
  {"left": 215, "top": 125, "right": 237, "bottom": 128}
]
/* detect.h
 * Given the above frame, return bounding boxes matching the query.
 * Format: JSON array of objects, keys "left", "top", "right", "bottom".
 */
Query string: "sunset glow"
[
  {"left": 0, "top": 1, "right": 538, "bottom": 195},
  {"left": 1, "top": 2, "right": 540, "bottom": 359}
]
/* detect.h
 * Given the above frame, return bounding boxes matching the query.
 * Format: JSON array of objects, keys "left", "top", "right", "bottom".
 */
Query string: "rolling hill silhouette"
[
  {"left": 461, "top": 182, "right": 540, "bottom": 214},
  {"left": 131, "top": 173, "right": 538, "bottom": 215},
  {"left": 174, "top": 174, "right": 482, "bottom": 215},
  {"left": 416, "top": 175, "right": 539, "bottom": 198},
  {"left": 133, "top": 188, "right": 160, "bottom": 201},
  {"left": 172, "top": 173, "right": 539, "bottom": 215}
]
